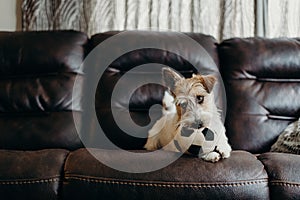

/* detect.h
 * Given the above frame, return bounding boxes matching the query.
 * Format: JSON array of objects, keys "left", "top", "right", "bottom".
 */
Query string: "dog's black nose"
[
  {"left": 197, "top": 123, "right": 202, "bottom": 129},
  {"left": 191, "top": 120, "right": 203, "bottom": 129}
]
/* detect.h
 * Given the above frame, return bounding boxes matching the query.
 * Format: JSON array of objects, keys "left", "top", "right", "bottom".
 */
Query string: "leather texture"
[
  {"left": 258, "top": 153, "right": 300, "bottom": 200},
  {"left": 0, "top": 30, "right": 299, "bottom": 200},
  {"left": 219, "top": 37, "right": 300, "bottom": 153},
  {"left": 63, "top": 148, "right": 269, "bottom": 200},
  {"left": 0, "top": 149, "right": 68, "bottom": 200},
  {"left": 0, "top": 31, "right": 87, "bottom": 150},
  {"left": 88, "top": 31, "right": 224, "bottom": 150},
  {"left": 0, "top": 31, "right": 87, "bottom": 75}
]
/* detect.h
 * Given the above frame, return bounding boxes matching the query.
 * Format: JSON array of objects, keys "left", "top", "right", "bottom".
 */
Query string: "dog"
[{"left": 144, "top": 67, "right": 231, "bottom": 162}]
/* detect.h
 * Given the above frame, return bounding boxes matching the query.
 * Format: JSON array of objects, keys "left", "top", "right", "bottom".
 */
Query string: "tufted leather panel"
[
  {"left": 0, "top": 112, "right": 82, "bottom": 150},
  {"left": 0, "top": 31, "right": 87, "bottom": 150},
  {"left": 219, "top": 38, "right": 300, "bottom": 153},
  {"left": 258, "top": 153, "right": 300, "bottom": 200},
  {"left": 0, "top": 74, "right": 83, "bottom": 112},
  {"left": 87, "top": 31, "right": 223, "bottom": 150},
  {"left": 0, "top": 31, "right": 87, "bottom": 76},
  {"left": 0, "top": 149, "right": 68, "bottom": 200},
  {"left": 63, "top": 148, "right": 269, "bottom": 200}
]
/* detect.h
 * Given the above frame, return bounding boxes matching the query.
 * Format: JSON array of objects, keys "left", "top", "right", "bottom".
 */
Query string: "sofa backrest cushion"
[
  {"left": 87, "top": 31, "right": 222, "bottom": 150},
  {"left": 0, "top": 31, "right": 87, "bottom": 150},
  {"left": 219, "top": 37, "right": 300, "bottom": 153}
]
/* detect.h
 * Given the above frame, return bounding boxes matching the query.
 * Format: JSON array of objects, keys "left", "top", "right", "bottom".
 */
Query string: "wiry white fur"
[{"left": 162, "top": 91, "right": 176, "bottom": 115}]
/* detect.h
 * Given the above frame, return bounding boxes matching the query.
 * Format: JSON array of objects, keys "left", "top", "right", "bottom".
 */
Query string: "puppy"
[{"left": 144, "top": 67, "right": 231, "bottom": 162}]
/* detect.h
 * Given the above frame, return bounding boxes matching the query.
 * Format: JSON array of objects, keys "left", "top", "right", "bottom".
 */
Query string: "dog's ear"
[
  {"left": 201, "top": 75, "right": 217, "bottom": 93},
  {"left": 162, "top": 67, "right": 183, "bottom": 92}
]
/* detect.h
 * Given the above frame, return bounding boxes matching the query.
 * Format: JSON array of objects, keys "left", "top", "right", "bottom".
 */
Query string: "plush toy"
[{"left": 172, "top": 126, "right": 219, "bottom": 157}]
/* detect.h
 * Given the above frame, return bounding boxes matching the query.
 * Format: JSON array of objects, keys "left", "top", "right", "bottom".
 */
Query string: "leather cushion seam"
[
  {"left": 65, "top": 176, "right": 268, "bottom": 188},
  {"left": 271, "top": 181, "right": 300, "bottom": 187},
  {"left": 0, "top": 178, "right": 59, "bottom": 185}
]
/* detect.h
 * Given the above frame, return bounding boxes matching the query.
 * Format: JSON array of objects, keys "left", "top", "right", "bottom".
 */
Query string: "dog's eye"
[
  {"left": 180, "top": 102, "right": 187, "bottom": 109},
  {"left": 196, "top": 95, "right": 204, "bottom": 104}
]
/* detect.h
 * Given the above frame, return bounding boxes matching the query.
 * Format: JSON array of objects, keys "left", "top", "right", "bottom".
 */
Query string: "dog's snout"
[{"left": 191, "top": 120, "right": 203, "bottom": 129}]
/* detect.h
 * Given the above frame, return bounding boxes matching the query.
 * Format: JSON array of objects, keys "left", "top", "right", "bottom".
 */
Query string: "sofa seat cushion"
[
  {"left": 0, "top": 149, "right": 68, "bottom": 200},
  {"left": 258, "top": 152, "right": 300, "bottom": 199},
  {"left": 63, "top": 148, "right": 269, "bottom": 200}
]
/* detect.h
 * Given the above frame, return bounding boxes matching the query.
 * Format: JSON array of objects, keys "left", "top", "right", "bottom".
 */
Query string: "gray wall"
[{"left": 0, "top": 0, "right": 22, "bottom": 31}]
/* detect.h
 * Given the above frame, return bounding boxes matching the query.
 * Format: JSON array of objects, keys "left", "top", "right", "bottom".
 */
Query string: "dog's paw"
[
  {"left": 215, "top": 143, "right": 232, "bottom": 159},
  {"left": 201, "top": 151, "right": 221, "bottom": 163},
  {"left": 144, "top": 138, "right": 158, "bottom": 150}
]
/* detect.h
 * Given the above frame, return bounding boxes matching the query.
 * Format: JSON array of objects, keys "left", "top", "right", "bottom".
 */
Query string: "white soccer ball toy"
[{"left": 172, "top": 126, "right": 219, "bottom": 157}]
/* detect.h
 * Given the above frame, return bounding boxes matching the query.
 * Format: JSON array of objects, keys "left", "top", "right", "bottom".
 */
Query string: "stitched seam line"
[
  {"left": 271, "top": 181, "right": 300, "bottom": 187},
  {"left": 0, "top": 178, "right": 60, "bottom": 185},
  {"left": 65, "top": 176, "right": 268, "bottom": 188}
]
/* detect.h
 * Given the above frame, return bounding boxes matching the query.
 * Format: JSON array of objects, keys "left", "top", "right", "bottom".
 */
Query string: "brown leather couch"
[{"left": 0, "top": 30, "right": 299, "bottom": 200}]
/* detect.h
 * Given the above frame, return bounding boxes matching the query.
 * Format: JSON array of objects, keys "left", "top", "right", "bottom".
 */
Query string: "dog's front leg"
[
  {"left": 215, "top": 141, "right": 232, "bottom": 159},
  {"left": 144, "top": 135, "right": 160, "bottom": 150}
]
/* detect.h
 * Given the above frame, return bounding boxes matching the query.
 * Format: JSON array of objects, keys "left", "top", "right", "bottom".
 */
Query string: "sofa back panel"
[
  {"left": 220, "top": 38, "right": 300, "bottom": 79},
  {"left": 219, "top": 38, "right": 300, "bottom": 153},
  {"left": 87, "top": 31, "right": 222, "bottom": 150},
  {"left": 91, "top": 31, "right": 220, "bottom": 72},
  {"left": 0, "top": 31, "right": 87, "bottom": 76},
  {"left": 0, "top": 112, "right": 82, "bottom": 150},
  {"left": 0, "top": 74, "right": 83, "bottom": 112},
  {"left": 0, "top": 31, "right": 88, "bottom": 150}
]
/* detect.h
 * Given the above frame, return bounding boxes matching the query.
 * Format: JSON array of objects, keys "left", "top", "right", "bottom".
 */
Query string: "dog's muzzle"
[{"left": 191, "top": 120, "right": 203, "bottom": 129}]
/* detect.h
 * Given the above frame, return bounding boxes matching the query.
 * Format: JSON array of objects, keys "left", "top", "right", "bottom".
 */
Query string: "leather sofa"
[{"left": 0, "top": 30, "right": 299, "bottom": 200}]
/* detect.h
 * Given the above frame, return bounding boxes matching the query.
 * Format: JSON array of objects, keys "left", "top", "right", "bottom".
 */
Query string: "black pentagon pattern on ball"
[
  {"left": 173, "top": 139, "right": 182, "bottom": 152},
  {"left": 203, "top": 128, "right": 214, "bottom": 141},
  {"left": 187, "top": 145, "right": 203, "bottom": 156},
  {"left": 181, "top": 126, "right": 194, "bottom": 137}
]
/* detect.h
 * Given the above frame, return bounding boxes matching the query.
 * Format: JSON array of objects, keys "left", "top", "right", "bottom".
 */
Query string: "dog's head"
[{"left": 162, "top": 67, "right": 217, "bottom": 129}]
